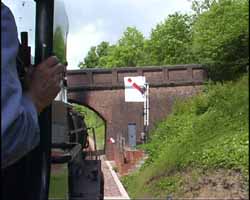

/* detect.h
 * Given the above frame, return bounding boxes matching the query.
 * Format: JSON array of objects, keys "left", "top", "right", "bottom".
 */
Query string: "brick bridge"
[{"left": 67, "top": 65, "right": 207, "bottom": 162}]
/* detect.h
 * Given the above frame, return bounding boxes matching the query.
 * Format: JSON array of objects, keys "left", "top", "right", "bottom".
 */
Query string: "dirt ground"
[{"left": 178, "top": 168, "right": 249, "bottom": 199}]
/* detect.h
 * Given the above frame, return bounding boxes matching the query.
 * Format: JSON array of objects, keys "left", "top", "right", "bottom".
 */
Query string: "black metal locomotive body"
[
  {"left": 52, "top": 101, "right": 104, "bottom": 200},
  {"left": 36, "top": 0, "right": 104, "bottom": 198}
]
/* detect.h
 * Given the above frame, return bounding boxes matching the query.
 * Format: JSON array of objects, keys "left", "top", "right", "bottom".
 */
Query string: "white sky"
[{"left": 2, "top": 0, "right": 192, "bottom": 69}]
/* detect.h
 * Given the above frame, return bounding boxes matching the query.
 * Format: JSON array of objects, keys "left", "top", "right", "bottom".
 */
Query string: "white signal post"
[
  {"left": 143, "top": 82, "right": 149, "bottom": 142},
  {"left": 124, "top": 76, "right": 149, "bottom": 143}
]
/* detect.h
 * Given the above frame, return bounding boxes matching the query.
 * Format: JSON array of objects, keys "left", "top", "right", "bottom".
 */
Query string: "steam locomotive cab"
[
  {"left": 51, "top": 101, "right": 104, "bottom": 199},
  {"left": 2, "top": 0, "right": 104, "bottom": 199}
]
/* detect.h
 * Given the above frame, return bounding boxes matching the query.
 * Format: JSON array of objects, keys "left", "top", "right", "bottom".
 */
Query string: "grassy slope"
[
  {"left": 49, "top": 165, "right": 68, "bottom": 198},
  {"left": 122, "top": 75, "right": 249, "bottom": 198}
]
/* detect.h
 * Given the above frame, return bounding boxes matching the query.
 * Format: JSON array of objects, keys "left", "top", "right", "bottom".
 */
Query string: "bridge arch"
[{"left": 67, "top": 65, "right": 208, "bottom": 161}]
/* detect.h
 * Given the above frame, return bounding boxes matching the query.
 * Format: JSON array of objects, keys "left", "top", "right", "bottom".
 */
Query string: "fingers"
[
  {"left": 27, "top": 57, "right": 67, "bottom": 113},
  {"left": 50, "top": 63, "right": 66, "bottom": 75},
  {"left": 53, "top": 66, "right": 65, "bottom": 89},
  {"left": 37, "top": 56, "right": 66, "bottom": 73},
  {"left": 37, "top": 56, "right": 66, "bottom": 86},
  {"left": 51, "top": 75, "right": 61, "bottom": 95},
  {"left": 49, "top": 63, "right": 66, "bottom": 86},
  {"left": 54, "top": 73, "right": 61, "bottom": 84},
  {"left": 43, "top": 56, "right": 60, "bottom": 67}
]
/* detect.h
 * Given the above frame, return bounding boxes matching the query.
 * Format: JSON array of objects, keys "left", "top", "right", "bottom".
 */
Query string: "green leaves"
[
  {"left": 110, "top": 27, "right": 145, "bottom": 67},
  {"left": 192, "top": 0, "right": 249, "bottom": 65},
  {"left": 78, "top": 42, "right": 111, "bottom": 68},
  {"left": 83, "top": 46, "right": 99, "bottom": 68},
  {"left": 147, "top": 13, "right": 195, "bottom": 65},
  {"left": 80, "top": 27, "right": 145, "bottom": 68},
  {"left": 79, "top": 13, "right": 196, "bottom": 68},
  {"left": 189, "top": 0, "right": 216, "bottom": 15}
]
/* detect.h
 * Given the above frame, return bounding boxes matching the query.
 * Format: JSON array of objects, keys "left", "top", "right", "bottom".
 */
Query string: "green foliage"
[
  {"left": 115, "top": 27, "right": 145, "bottom": 67},
  {"left": 147, "top": 12, "right": 196, "bottom": 65},
  {"left": 79, "top": 15, "right": 198, "bottom": 67},
  {"left": 96, "top": 41, "right": 109, "bottom": 58},
  {"left": 78, "top": 41, "right": 111, "bottom": 68},
  {"left": 79, "top": 46, "right": 99, "bottom": 68},
  {"left": 97, "top": 45, "right": 121, "bottom": 68},
  {"left": 79, "top": 27, "right": 145, "bottom": 68},
  {"left": 90, "top": 41, "right": 111, "bottom": 68},
  {"left": 122, "top": 75, "right": 249, "bottom": 198},
  {"left": 192, "top": 0, "right": 249, "bottom": 79},
  {"left": 189, "top": 0, "right": 217, "bottom": 15}
]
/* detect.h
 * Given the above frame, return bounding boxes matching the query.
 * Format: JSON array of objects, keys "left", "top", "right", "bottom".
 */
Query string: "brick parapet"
[{"left": 67, "top": 65, "right": 207, "bottom": 91}]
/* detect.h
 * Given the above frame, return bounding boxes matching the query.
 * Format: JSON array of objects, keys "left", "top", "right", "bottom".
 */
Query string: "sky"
[{"left": 3, "top": 0, "right": 193, "bottom": 69}]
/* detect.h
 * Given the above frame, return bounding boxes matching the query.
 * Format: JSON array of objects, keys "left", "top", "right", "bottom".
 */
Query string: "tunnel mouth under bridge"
[{"left": 69, "top": 102, "right": 107, "bottom": 155}]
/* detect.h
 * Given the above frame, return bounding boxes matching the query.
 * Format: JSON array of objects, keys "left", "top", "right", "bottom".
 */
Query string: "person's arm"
[
  {"left": 1, "top": 66, "right": 40, "bottom": 169},
  {"left": 1, "top": 3, "right": 65, "bottom": 169},
  {"left": 1, "top": 57, "right": 65, "bottom": 169},
  {"left": 1, "top": 3, "right": 40, "bottom": 169}
]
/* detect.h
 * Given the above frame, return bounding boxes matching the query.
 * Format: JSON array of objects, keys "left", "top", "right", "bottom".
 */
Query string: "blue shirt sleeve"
[{"left": 1, "top": 3, "right": 40, "bottom": 169}]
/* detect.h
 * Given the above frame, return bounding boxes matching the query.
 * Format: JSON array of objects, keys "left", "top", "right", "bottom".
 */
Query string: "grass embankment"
[
  {"left": 122, "top": 75, "right": 249, "bottom": 198},
  {"left": 49, "top": 165, "right": 68, "bottom": 198}
]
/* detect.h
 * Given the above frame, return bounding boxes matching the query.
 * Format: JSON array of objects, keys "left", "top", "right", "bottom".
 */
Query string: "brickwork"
[{"left": 67, "top": 65, "right": 207, "bottom": 164}]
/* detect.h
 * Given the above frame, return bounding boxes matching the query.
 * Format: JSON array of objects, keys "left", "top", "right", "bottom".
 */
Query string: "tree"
[
  {"left": 147, "top": 12, "right": 196, "bottom": 65},
  {"left": 98, "top": 45, "right": 121, "bottom": 68},
  {"left": 96, "top": 41, "right": 109, "bottom": 58},
  {"left": 192, "top": 0, "right": 249, "bottom": 64},
  {"left": 188, "top": 0, "right": 217, "bottom": 15},
  {"left": 95, "top": 42, "right": 112, "bottom": 67},
  {"left": 192, "top": 0, "right": 249, "bottom": 80},
  {"left": 96, "top": 27, "right": 145, "bottom": 68},
  {"left": 116, "top": 27, "right": 145, "bottom": 67},
  {"left": 79, "top": 42, "right": 110, "bottom": 68},
  {"left": 78, "top": 61, "right": 86, "bottom": 68},
  {"left": 137, "top": 39, "right": 154, "bottom": 66},
  {"left": 80, "top": 46, "right": 99, "bottom": 68}
]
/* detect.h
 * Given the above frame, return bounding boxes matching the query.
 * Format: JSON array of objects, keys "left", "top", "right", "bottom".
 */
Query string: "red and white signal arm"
[{"left": 124, "top": 76, "right": 146, "bottom": 102}]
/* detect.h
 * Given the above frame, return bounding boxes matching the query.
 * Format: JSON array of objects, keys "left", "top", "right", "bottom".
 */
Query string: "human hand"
[{"left": 25, "top": 56, "right": 66, "bottom": 113}]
